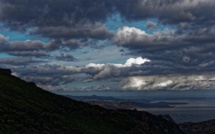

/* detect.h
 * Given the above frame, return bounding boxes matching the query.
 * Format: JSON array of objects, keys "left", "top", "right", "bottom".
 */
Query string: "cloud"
[
  {"left": 2, "top": 56, "right": 215, "bottom": 91},
  {"left": 0, "top": 34, "right": 8, "bottom": 44},
  {"left": 117, "top": 0, "right": 215, "bottom": 25},
  {"left": 44, "top": 39, "right": 91, "bottom": 50},
  {"left": 0, "top": 57, "right": 45, "bottom": 66},
  {"left": 55, "top": 53, "right": 76, "bottom": 61},
  {"left": 1, "top": 0, "right": 215, "bottom": 91},
  {"left": 0, "top": 0, "right": 215, "bottom": 42},
  {"left": 8, "top": 51, "right": 50, "bottom": 58},
  {"left": 30, "top": 22, "right": 114, "bottom": 40},
  {"left": 124, "top": 57, "right": 151, "bottom": 67},
  {"left": 7, "top": 64, "right": 79, "bottom": 86},
  {"left": 1, "top": 57, "right": 150, "bottom": 86},
  {"left": 112, "top": 26, "right": 215, "bottom": 78},
  {"left": 145, "top": 21, "right": 157, "bottom": 30},
  {"left": 86, "top": 57, "right": 150, "bottom": 68},
  {"left": 6, "top": 40, "right": 46, "bottom": 51},
  {"left": 114, "top": 26, "right": 215, "bottom": 48},
  {"left": 1, "top": 0, "right": 215, "bottom": 54},
  {"left": 2, "top": 51, "right": 215, "bottom": 89},
  {"left": 154, "top": 80, "right": 173, "bottom": 88},
  {"left": 80, "top": 57, "right": 150, "bottom": 79},
  {"left": 114, "top": 0, "right": 215, "bottom": 55},
  {"left": 0, "top": 39, "right": 53, "bottom": 58},
  {"left": 121, "top": 77, "right": 148, "bottom": 90},
  {"left": 121, "top": 74, "right": 215, "bottom": 91},
  {"left": 0, "top": 39, "right": 87, "bottom": 52},
  {"left": 0, "top": 0, "right": 116, "bottom": 40},
  {"left": 0, "top": 35, "right": 93, "bottom": 59},
  {"left": 0, "top": 0, "right": 116, "bottom": 24},
  {"left": 113, "top": 26, "right": 176, "bottom": 46}
]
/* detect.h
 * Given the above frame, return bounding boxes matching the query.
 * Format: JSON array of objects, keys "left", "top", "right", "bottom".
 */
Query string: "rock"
[{"left": 0, "top": 68, "right": 12, "bottom": 75}]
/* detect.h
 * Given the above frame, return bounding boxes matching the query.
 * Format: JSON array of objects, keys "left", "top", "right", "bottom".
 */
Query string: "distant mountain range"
[
  {"left": 68, "top": 95, "right": 187, "bottom": 109},
  {"left": 0, "top": 68, "right": 214, "bottom": 134}
]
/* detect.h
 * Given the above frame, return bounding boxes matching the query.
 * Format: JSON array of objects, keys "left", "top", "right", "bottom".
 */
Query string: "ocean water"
[
  {"left": 56, "top": 90, "right": 215, "bottom": 123},
  {"left": 139, "top": 99, "right": 215, "bottom": 123}
]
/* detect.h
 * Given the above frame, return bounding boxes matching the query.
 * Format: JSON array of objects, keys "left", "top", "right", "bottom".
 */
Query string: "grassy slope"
[{"left": 0, "top": 69, "right": 184, "bottom": 134}]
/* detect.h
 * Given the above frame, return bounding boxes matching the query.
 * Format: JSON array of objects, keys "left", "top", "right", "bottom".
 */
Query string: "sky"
[{"left": 1, "top": 0, "right": 215, "bottom": 92}]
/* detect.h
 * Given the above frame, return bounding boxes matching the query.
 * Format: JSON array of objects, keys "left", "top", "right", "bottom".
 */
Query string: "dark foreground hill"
[
  {"left": 0, "top": 68, "right": 184, "bottom": 134},
  {"left": 180, "top": 119, "right": 215, "bottom": 134}
]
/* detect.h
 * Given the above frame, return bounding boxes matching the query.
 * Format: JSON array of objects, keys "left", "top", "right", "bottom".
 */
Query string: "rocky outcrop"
[{"left": 0, "top": 68, "right": 12, "bottom": 75}]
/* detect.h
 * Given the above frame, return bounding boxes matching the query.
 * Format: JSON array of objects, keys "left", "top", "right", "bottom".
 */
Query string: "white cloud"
[
  {"left": 114, "top": 26, "right": 148, "bottom": 45},
  {"left": 83, "top": 57, "right": 150, "bottom": 79},
  {"left": 124, "top": 57, "right": 150, "bottom": 67},
  {"left": 194, "top": 76, "right": 206, "bottom": 81},
  {"left": 113, "top": 26, "right": 175, "bottom": 46},
  {"left": 28, "top": 57, "right": 150, "bottom": 83},
  {"left": 121, "top": 74, "right": 215, "bottom": 91},
  {"left": 117, "top": 26, "right": 147, "bottom": 36},
  {"left": 86, "top": 63, "right": 105, "bottom": 68},
  {"left": 154, "top": 80, "right": 173, "bottom": 87},
  {"left": 86, "top": 57, "right": 150, "bottom": 68},
  {"left": 122, "top": 77, "right": 147, "bottom": 90}
]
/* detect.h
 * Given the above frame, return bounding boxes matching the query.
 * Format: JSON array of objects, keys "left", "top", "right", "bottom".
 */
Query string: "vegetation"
[
  {"left": 180, "top": 119, "right": 215, "bottom": 134},
  {"left": 0, "top": 68, "right": 184, "bottom": 134}
]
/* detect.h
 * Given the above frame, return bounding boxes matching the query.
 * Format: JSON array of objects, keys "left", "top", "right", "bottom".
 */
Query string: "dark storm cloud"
[
  {"left": 30, "top": 23, "right": 114, "bottom": 40},
  {"left": 0, "top": 34, "right": 92, "bottom": 58},
  {"left": 0, "top": 38, "right": 54, "bottom": 52},
  {"left": 112, "top": 22, "right": 215, "bottom": 76},
  {"left": 0, "top": 57, "right": 45, "bottom": 66},
  {"left": 9, "top": 64, "right": 78, "bottom": 86},
  {"left": 119, "top": 40, "right": 215, "bottom": 75},
  {"left": 112, "top": 0, "right": 215, "bottom": 60},
  {"left": 5, "top": 40, "right": 45, "bottom": 51},
  {"left": 114, "top": 26, "right": 215, "bottom": 48},
  {"left": 0, "top": 0, "right": 116, "bottom": 40},
  {"left": 0, "top": 0, "right": 115, "bottom": 24},
  {"left": 117, "top": 0, "right": 215, "bottom": 26},
  {"left": 43, "top": 39, "right": 91, "bottom": 51},
  {"left": 1, "top": 0, "right": 215, "bottom": 91},
  {"left": 0, "top": 0, "right": 214, "bottom": 44},
  {"left": 0, "top": 0, "right": 214, "bottom": 31},
  {"left": 19, "top": 64, "right": 74, "bottom": 77},
  {"left": 23, "top": 75, "right": 75, "bottom": 87}
]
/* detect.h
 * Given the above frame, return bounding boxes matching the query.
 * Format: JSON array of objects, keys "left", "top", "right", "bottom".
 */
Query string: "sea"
[
  {"left": 138, "top": 99, "right": 215, "bottom": 123},
  {"left": 55, "top": 90, "right": 215, "bottom": 123}
]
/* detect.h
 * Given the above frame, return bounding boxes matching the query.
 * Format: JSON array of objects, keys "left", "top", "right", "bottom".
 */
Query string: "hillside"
[
  {"left": 0, "top": 68, "right": 184, "bottom": 134},
  {"left": 180, "top": 119, "right": 215, "bottom": 134}
]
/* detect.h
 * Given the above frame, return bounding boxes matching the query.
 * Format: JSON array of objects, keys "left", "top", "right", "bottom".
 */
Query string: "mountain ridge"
[{"left": 0, "top": 68, "right": 185, "bottom": 134}]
